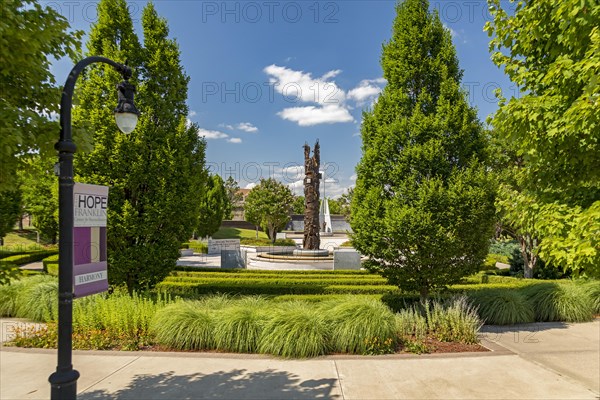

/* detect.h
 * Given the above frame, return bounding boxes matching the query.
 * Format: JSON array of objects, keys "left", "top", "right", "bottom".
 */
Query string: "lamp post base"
[{"left": 49, "top": 369, "right": 80, "bottom": 400}]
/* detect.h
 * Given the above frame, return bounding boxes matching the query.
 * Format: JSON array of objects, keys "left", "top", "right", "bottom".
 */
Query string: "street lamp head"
[{"left": 114, "top": 79, "right": 139, "bottom": 134}]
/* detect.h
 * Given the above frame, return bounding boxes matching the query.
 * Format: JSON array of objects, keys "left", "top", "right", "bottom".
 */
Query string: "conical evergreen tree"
[
  {"left": 74, "top": 0, "right": 206, "bottom": 293},
  {"left": 351, "top": 0, "right": 495, "bottom": 299}
]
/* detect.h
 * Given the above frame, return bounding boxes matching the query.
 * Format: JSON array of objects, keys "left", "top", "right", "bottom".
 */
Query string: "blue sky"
[{"left": 49, "top": 0, "right": 516, "bottom": 197}]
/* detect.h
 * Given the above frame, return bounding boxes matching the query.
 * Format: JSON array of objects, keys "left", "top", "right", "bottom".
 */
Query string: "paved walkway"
[{"left": 1, "top": 319, "right": 598, "bottom": 399}]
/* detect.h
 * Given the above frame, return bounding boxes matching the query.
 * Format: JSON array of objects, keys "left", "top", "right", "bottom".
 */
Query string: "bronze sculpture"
[{"left": 302, "top": 140, "right": 321, "bottom": 250}]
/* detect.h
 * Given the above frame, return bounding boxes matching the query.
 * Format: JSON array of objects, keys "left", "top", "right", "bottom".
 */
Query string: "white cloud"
[
  {"left": 219, "top": 122, "right": 258, "bottom": 133},
  {"left": 198, "top": 128, "right": 228, "bottom": 140},
  {"left": 236, "top": 122, "right": 258, "bottom": 133},
  {"left": 277, "top": 104, "right": 353, "bottom": 126},
  {"left": 321, "top": 69, "right": 342, "bottom": 80},
  {"left": 245, "top": 182, "right": 257, "bottom": 189},
  {"left": 228, "top": 137, "right": 242, "bottom": 144},
  {"left": 264, "top": 64, "right": 386, "bottom": 127},
  {"left": 288, "top": 179, "right": 305, "bottom": 195},
  {"left": 280, "top": 165, "right": 304, "bottom": 182},
  {"left": 350, "top": 174, "right": 357, "bottom": 181},
  {"left": 347, "top": 79, "right": 386, "bottom": 105},
  {"left": 264, "top": 64, "right": 346, "bottom": 105},
  {"left": 189, "top": 111, "right": 197, "bottom": 117}
]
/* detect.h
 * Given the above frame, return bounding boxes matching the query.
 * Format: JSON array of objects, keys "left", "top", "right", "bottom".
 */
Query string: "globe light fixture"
[{"left": 114, "top": 79, "right": 139, "bottom": 134}]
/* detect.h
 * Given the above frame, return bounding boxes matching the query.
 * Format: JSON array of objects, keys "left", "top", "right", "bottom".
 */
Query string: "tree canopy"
[
  {"left": 486, "top": 0, "right": 600, "bottom": 277},
  {"left": 197, "top": 175, "right": 228, "bottom": 238},
  {"left": 351, "top": 0, "right": 495, "bottom": 298},
  {"left": 0, "top": 0, "right": 82, "bottom": 191},
  {"left": 245, "top": 178, "right": 294, "bottom": 243},
  {"left": 224, "top": 176, "right": 243, "bottom": 220}
]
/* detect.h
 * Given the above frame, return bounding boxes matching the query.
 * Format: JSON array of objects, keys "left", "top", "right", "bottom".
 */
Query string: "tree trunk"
[
  {"left": 18, "top": 215, "right": 23, "bottom": 230},
  {"left": 269, "top": 227, "right": 277, "bottom": 244},
  {"left": 419, "top": 286, "right": 429, "bottom": 302},
  {"left": 0, "top": 237, "right": 4, "bottom": 246},
  {"left": 519, "top": 234, "right": 537, "bottom": 278}
]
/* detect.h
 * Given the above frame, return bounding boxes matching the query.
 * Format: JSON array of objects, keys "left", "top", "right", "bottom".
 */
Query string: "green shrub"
[
  {"left": 468, "top": 288, "right": 535, "bottom": 325},
  {"left": 213, "top": 296, "right": 267, "bottom": 353},
  {"left": 151, "top": 301, "right": 216, "bottom": 350},
  {"left": 0, "top": 261, "right": 22, "bottom": 285},
  {"left": 488, "top": 239, "right": 519, "bottom": 257},
  {"left": 321, "top": 296, "right": 397, "bottom": 354},
  {"left": 521, "top": 283, "right": 594, "bottom": 322},
  {"left": 258, "top": 301, "right": 330, "bottom": 358},
  {"left": 43, "top": 254, "right": 59, "bottom": 276}
]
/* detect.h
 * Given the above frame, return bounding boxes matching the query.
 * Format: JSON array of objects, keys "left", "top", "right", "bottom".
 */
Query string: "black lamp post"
[{"left": 49, "top": 56, "right": 139, "bottom": 400}]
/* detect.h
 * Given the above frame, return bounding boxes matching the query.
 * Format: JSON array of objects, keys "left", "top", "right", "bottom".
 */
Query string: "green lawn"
[
  {"left": 1, "top": 229, "right": 55, "bottom": 251},
  {"left": 211, "top": 227, "right": 269, "bottom": 240}
]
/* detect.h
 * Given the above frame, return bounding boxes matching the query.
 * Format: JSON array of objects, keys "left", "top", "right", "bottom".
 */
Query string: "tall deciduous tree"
[
  {"left": 0, "top": 0, "right": 82, "bottom": 190},
  {"left": 223, "top": 176, "right": 242, "bottom": 220},
  {"left": 74, "top": 0, "right": 207, "bottom": 293},
  {"left": 351, "top": 0, "right": 495, "bottom": 299},
  {"left": 245, "top": 178, "right": 294, "bottom": 243},
  {"left": 486, "top": 0, "right": 600, "bottom": 277},
  {"left": 197, "top": 175, "right": 227, "bottom": 238}
]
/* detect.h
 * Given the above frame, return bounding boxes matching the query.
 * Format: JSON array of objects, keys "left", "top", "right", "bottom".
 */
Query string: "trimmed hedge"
[
  {"left": 2, "top": 250, "right": 58, "bottom": 266},
  {"left": 43, "top": 254, "right": 59, "bottom": 276},
  {"left": 156, "top": 281, "right": 397, "bottom": 296}
]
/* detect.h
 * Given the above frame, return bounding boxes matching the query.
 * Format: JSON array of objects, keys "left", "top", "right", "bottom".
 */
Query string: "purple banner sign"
[
  {"left": 73, "top": 262, "right": 108, "bottom": 298},
  {"left": 72, "top": 183, "right": 109, "bottom": 298}
]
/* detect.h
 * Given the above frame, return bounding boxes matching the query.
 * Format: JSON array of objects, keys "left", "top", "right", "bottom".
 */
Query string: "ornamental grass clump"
[
  {"left": 395, "top": 308, "right": 427, "bottom": 340},
  {"left": 468, "top": 288, "right": 534, "bottom": 325},
  {"left": 73, "top": 290, "right": 170, "bottom": 349},
  {"left": 16, "top": 279, "right": 58, "bottom": 322},
  {"left": 0, "top": 279, "right": 22, "bottom": 317},
  {"left": 258, "top": 301, "right": 330, "bottom": 358},
  {"left": 424, "top": 296, "right": 481, "bottom": 343},
  {"left": 521, "top": 283, "right": 594, "bottom": 322},
  {"left": 151, "top": 301, "right": 216, "bottom": 350},
  {"left": 582, "top": 281, "right": 600, "bottom": 314},
  {"left": 321, "top": 296, "right": 397, "bottom": 354},
  {"left": 213, "top": 296, "right": 267, "bottom": 353}
]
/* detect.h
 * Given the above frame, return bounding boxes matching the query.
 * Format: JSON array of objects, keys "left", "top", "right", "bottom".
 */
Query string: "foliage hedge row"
[
  {"left": 1, "top": 250, "right": 57, "bottom": 266},
  {"left": 43, "top": 254, "right": 59, "bottom": 276},
  {"left": 157, "top": 271, "right": 599, "bottom": 324},
  {"left": 156, "top": 281, "right": 397, "bottom": 296},
  {"left": 163, "top": 276, "right": 388, "bottom": 286}
]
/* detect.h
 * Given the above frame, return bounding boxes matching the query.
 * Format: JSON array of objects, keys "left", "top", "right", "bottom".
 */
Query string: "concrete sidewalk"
[{"left": 1, "top": 320, "right": 598, "bottom": 400}]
